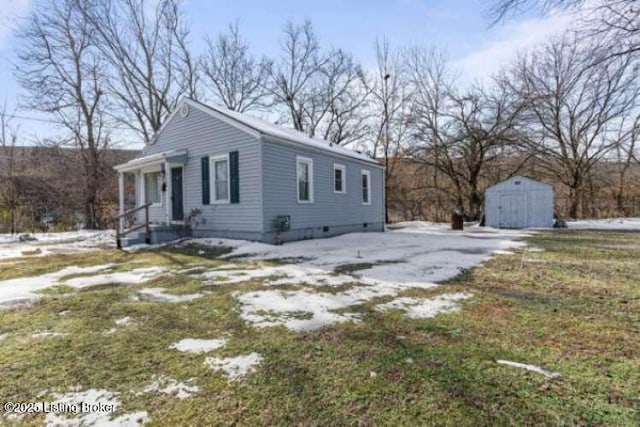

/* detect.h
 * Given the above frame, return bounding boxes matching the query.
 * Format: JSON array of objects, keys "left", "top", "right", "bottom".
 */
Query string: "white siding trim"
[
  {"left": 333, "top": 163, "right": 346, "bottom": 194},
  {"left": 211, "top": 153, "right": 231, "bottom": 204},
  {"left": 296, "top": 156, "right": 314, "bottom": 204},
  {"left": 361, "top": 169, "right": 371, "bottom": 205}
]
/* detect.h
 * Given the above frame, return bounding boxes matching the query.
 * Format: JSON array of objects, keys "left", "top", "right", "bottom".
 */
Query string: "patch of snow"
[
  {"left": 568, "top": 217, "right": 640, "bottom": 231},
  {"left": 0, "top": 230, "right": 115, "bottom": 260},
  {"left": 0, "top": 264, "right": 115, "bottom": 309},
  {"left": 193, "top": 223, "right": 526, "bottom": 331},
  {"left": 63, "top": 267, "right": 165, "bottom": 289},
  {"left": 525, "top": 247, "right": 545, "bottom": 253},
  {"left": 114, "top": 317, "right": 132, "bottom": 326},
  {"left": 200, "top": 225, "right": 526, "bottom": 287},
  {"left": 45, "top": 388, "right": 148, "bottom": 426},
  {"left": 136, "top": 288, "right": 204, "bottom": 303},
  {"left": 142, "top": 375, "right": 199, "bottom": 400},
  {"left": 31, "top": 331, "right": 69, "bottom": 339},
  {"left": 58, "top": 310, "right": 70, "bottom": 316},
  {"left": 204, "top": 352, "right": 263, "bottom": 381},
  {"left": 496, "top": 360, "right": 561, "bottom": 378},
  {"left": 170, "top": 338, "right": 227, "bottom": 354},
  {"left": 202, "top": 264, "right": 363, "bottom": 287},
  {"left": 236, "top": 277, "right": 441, "bottom": 331},
  {"left": 103, "top": 328, "right": 118, "bottom": 335},
  {"left": 0, "top": 333, "right": 8, "bottom": 341},
  {"left": 493, "top": 250, "right": 515, "bottom": 255},
  {"left": 375, "top": 293, "right": 473, "bottom": 319}
]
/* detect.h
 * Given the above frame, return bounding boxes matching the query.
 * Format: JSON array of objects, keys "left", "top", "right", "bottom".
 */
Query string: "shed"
[{"left": 484, "top": 176, "right": 553, "bottom": 229}]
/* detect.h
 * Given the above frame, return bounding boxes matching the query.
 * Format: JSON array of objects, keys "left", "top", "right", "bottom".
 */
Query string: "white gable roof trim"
[
  {"left": 114, "top": 149, "right": 188, "bottom": 172},
  {"left": 183, "top": 98, "right": 382, "bottom": 167}
]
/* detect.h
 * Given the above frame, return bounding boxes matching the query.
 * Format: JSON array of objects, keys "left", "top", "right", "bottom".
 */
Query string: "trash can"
[{"left": 452, "top": 210, "right": 464, "bottom": 230}]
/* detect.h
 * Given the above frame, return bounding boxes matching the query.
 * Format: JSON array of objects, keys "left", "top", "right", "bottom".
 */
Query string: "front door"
[{"left": 171, "top": 167, "right": 184, "bottom": 221}]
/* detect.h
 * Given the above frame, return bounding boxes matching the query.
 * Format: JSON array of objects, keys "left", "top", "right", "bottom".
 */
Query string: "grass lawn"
[{"left": 0, "top": 231, "right": 638, "bottom": 425}]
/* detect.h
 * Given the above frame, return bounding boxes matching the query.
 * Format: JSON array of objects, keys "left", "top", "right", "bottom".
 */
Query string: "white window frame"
[
  {"left": 142, "top": 171, "right": 162, "bottom": 207},
  {"left": 361, "top": 169, "right": 371, "bottom": 205},
  {"left": 296, "top": 156, "right": 314, "bottom": 203},
  {"left": 333, "top": 163, "right": 346, "bottom": 194},
  {"left": 210, "top": 154, "right": 230, "bottom": 204}
]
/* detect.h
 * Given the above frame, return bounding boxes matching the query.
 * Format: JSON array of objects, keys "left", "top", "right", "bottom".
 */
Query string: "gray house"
[{"left": 114, "top": 98, "right": 385, "bottom": 245}]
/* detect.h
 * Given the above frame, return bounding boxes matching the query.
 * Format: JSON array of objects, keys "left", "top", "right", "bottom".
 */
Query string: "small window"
[
  {"left": 333, "top": 164, "right": 346, "bottom": 193},
  {"left": 211, "top": 155, "right": 229, "bottom": 203},
  {"left": 297, "top": 156, "right": 314, "bottom": 203},
  {"left": 361, "top": 170, "right": 371, "bottom": 205},
  {"left": 144, "top": 172, "right": 161, "bottom": 205}
]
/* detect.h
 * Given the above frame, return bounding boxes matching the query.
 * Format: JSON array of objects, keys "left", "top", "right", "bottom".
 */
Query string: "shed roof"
[{"left": 485, "top": 175, "right": 553, "bottom": 193}]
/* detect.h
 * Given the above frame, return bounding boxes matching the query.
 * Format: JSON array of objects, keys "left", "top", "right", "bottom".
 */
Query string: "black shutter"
[
  {"left": 201, "top": 156, "right": 210, "bottom": 205},
  {"left": 230, "top": 150, "right": 240, "bottom": 204}
]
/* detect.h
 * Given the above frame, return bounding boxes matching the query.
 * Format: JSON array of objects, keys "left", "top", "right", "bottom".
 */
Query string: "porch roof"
[{"left": 114, "top": 149, "right": 188, "bottom": 173}]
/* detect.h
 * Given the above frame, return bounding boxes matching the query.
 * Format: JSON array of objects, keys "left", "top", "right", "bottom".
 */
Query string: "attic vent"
[
  {"left": 514, "top": 180, "right": 521, "bottom": 185},
  {"left": 179, "top": 103, "right": 190, "bottom": 118}
]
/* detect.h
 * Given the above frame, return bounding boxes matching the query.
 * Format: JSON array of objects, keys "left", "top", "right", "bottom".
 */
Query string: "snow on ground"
[
  {"left": 142, "top": 375, "right": 199, "bottom": 400},
  {"left": 195, "top": 223, "right": 527, "bottom": 331},
  {"left": 45, "top": 388, "right": 149, "bottom": 426},
  {"left": 64, "top": 267, "right": 165, "bottom": 288},
  {"left": 496, "top": 360, "right": 561, "bottom": 378},
  {"left": 31, "top": 331, "right": 69, "bottom": 339},
  {"left": 0, "top": 264, "right": 115, "bottom": 309},
  {"left": 235, "top": 289, "right": 364, "bottom": 331},
  {"left": 568, "top": 217, "right": 640, "bottom": 230},
  {"left": 375, "top": 293, "right": 473, "bottom": 319},
  {"left": 135, "top": 288, "right": 205, "bottom": 303},
  {"left": 170, "top": 338, "right": 227, "bottom": 354},
  {"left": 115, "top": 317, "right": 132, "bottom": 326},
  {"left": 0, "top": 230, "right": 114, "bottom": 260},
  {"left": 204, "top": 352, "right": 263, "bottom": 381},
  {"left": 0, "top": 264, "right": 168, "bottom": 309}
]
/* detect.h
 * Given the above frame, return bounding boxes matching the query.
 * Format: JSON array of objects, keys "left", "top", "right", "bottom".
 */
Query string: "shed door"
[{"left": 498, "top": 193, "right": 527, "bottom": 228}]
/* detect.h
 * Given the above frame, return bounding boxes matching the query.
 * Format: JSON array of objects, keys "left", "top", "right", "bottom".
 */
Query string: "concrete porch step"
[{"left": 117, "top": 224, "right": 186, "bottom": 248}]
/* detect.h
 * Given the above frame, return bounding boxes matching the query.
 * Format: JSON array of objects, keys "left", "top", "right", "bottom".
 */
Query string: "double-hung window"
[
  {"left": 361, "top": 170, "right": 371, "bottom": 205},
  {"left": 144, "top": 172, "right": 161, "bottom": 205},
  {"left": 297, "top": 156, "right": 314, "bottom": 203},
  {"left": 212, "top": 155, "right": 229, "bottom": 203},
  {"left": 333, "top": 164, "right": 346, "bottom": 193}
]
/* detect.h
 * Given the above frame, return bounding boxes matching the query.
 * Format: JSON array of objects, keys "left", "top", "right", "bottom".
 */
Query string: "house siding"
[
  {"left": 261, "top": 140, "right": 384, "bottom": 242},
  {"left": 139, "top": 107, "right": 264, "bottom": 233}
]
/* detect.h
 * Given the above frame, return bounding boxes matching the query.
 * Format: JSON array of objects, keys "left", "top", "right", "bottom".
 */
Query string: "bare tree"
[
  {"left": 490, "top": 0, "right": 640, "bottom": 61},
  {"left": 269, "top": 21, "right": 369, "bottom": 145},
  {"left": 489, "top": 0, "right": 581, "bottom": 22},
  {"left": 364, "top": 39, "right": 412, "bottom": 221},
  {"left": 408, "top": 47, "right": 527, "bottom": 219},
  {"left": 0, "top": 103, "right": 20, "bottom": 233},
  {"left": 83, "top": 0, "right": 196, "bottom": 143},
  {"left": 610, "top": 115, "right": 640, "bottom": 215},
  {"left": 200, "top": 22, "right": 271, "bottom": 112},
  {"left": 17, "top": 0, "right": 110, "bottom": 228},
  {"left": 502, "top": 37, "right": 639, "bottom": 218}
]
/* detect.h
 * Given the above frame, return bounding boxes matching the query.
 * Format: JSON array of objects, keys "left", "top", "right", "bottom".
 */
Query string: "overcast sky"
[{"left": 0, "top": 0, "right": 575, "bottom": 147}]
